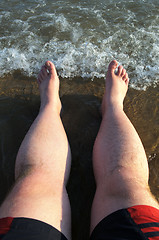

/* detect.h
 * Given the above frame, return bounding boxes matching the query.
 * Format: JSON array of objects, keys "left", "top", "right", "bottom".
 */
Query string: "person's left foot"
[
  {"left": 37, "top": 61, "right": 61, "bottom": 113},
  {"left": 102, "top": 60, "right": 129, "bottom": 115}
]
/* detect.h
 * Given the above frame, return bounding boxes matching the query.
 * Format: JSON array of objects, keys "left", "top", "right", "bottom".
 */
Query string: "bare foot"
[
  {"left": 102, "top": 60, "right": 129, "bottom": 115},
  {"left": 37, "top": 61, "right": 61, "bottom": 113}
]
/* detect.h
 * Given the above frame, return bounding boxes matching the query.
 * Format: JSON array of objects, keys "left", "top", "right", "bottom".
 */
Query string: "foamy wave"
[
  {"left": 0, "top": 0, "right": 159, "bottom": 89},
  {"left": 1, "top": 34, "right": 159, "bottom": 88}
]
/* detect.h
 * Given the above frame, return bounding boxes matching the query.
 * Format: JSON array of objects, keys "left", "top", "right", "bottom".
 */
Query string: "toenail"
[{"left": 45, "top": 61, "right": 50, "bottom": 67}]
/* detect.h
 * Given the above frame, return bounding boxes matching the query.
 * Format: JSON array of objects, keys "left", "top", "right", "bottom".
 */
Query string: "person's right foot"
[
  {"left": 102, "top": 60, "right": 129, "bottom": 115},
  {"left": 37, "top": 61, "right": 61, "bottom": 113}
]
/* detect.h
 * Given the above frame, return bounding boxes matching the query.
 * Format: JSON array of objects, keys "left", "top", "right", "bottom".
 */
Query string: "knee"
[
  {"left": 15, "top": 163, "right": 34, "bottom": 180},
  {"left": 15, "top": 165, "right": 65, "bottom": 194},
  {"left": 15, "top": 163, "right": 66, "bottom": 186},
  {"left": 96, "top": 165, "right": 149, "bottom": 199}
]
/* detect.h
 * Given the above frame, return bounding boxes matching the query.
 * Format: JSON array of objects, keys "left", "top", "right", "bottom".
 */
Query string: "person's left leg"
[
  {"left": 90, "top": 60, "right": 159, "bottom": 236},
  {"left": 0, "top": 61, "right": 71, "bottom": 240}
]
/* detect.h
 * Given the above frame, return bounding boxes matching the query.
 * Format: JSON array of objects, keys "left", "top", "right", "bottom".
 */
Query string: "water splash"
[{"left": 0, "top": 0, "right": 159, "bottom": 89}]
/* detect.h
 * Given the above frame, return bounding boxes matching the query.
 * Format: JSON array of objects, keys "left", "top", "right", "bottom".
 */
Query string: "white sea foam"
[{"left": 0, "top": 0, "right": 159, "bottom": 89}]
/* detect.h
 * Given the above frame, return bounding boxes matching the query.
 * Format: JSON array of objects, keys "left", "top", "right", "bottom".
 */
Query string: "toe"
[
  {"left": 37, "top": 65, "right": 48, "bottom": 82},
  {"left": 117, "top": 65, "right": 123, "bottom": 76},
  {"left": 42, "top": 66, "right": 48, "bottom": 77},
  {"left": 37, "top": 77, "right": 41, "bottom": 84},
  {"left": 37, "top": 73, "right": 42, "bottom": 83},
  {"left": 123, "top": 72, "right": 128, "bottom": 81},
  {"left": 45, "top": 60, "right": 52, "bottom": 69},
  {"left": 121, "top": 68, "right": 126, "bottom": 78},
  {"left": 45, "top": 61, "right": 57, "bottom": 78},
  {"left": 108, "top": 60, "right": 118, "bottom": 74},
  {"left": 125, "top": 77, "right": 129, "bottom": 85}
]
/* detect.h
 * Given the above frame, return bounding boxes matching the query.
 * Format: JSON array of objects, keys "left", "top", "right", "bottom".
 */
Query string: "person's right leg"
[
  {"left": 0, "top": 61, "right": 71, "bottom": 239},
  {"left": 91, "top": 60, "right": 159, "bottom": 233}
]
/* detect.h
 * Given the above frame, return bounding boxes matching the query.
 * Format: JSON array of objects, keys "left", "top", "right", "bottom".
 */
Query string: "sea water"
[{"left": 0, "top": 0, "right": 159, "bottom": 88}]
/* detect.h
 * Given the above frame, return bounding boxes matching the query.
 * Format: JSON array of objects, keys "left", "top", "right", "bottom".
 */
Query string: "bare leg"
[
  {"left": 0, "top": 61, "right": 71, "bottom": 239},
  {"left": 91, "top": 60, "right": 159, "bottom": 233}
]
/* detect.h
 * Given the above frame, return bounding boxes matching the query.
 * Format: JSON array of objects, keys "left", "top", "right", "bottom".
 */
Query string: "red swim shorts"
[
  {"left": 0, "top": 217, "right": 67, "bottom": 240},
  {"left": 0, "top": 205, "right": 159, "bottom": 239},
  {"left": 90, "top": 205, "right": 159, "bottom": 240}
]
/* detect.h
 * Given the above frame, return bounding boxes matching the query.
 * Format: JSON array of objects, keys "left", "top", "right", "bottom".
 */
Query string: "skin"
[
  {"left": 0, "top": 61, "right": 72, "bottom": 240},
  {"left": 90, "top": 60, "right": 159, "bottom": 233},
  {"left": 0, "top": 60, "right": 158, "bottom": 239}
]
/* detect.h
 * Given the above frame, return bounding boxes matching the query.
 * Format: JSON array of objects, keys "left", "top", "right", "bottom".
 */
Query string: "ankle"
[
  {"left": 40, "top": 100, "right": 61, "bottom": 115},
  {"left": 103, "top": 101, "right": 124, "bottom": 118},
  {"left": 107, "top": 97, "right": 123, "bottom": 109}
]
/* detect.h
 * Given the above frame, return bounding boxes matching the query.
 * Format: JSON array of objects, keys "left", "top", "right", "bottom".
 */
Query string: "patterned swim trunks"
[
  {"left": 0, "top": 217, "right": 67, "bottom": 240},
  {"left": 90, "top": 205, "right": 159, "bottom": 240},
  {"left": 0, "top": 205, "right": 159, "bottom": 239}
]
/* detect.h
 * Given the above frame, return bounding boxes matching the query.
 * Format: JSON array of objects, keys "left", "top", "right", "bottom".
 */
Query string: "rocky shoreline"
[{"left": 0, "top": 72, "right": 159, "bottom": 240}]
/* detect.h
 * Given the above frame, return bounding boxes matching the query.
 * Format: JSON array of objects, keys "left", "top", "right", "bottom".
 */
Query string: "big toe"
[
  {"left": 45, "top": 61, "right": 57, "bottom": 78},
  {"left": 108, "top": 60, "right": 118, "bottom": 74}
]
